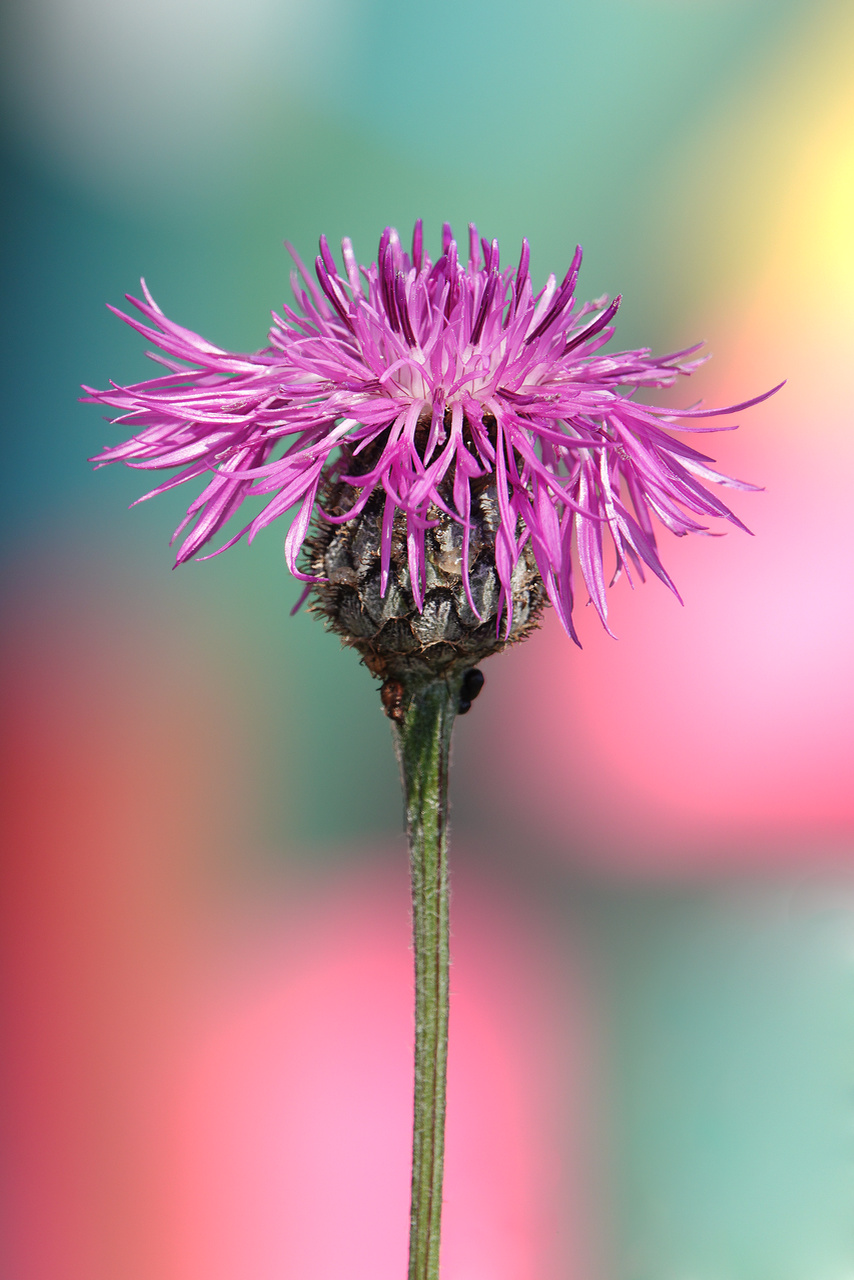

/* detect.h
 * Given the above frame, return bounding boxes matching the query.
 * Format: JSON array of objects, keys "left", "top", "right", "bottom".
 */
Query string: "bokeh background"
[{"left": 2, "top": 0, "right": 854, "bottom": 1276}]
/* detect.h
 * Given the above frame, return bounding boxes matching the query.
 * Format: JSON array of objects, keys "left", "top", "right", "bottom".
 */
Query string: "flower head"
[{"left": 85, "top": 221, "right": 779, "bottom": 645}]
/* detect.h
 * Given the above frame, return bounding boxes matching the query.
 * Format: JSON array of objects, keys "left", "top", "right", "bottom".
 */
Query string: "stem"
[{"left": 393, "top": 675, "right": 460, "bottom": 1280}]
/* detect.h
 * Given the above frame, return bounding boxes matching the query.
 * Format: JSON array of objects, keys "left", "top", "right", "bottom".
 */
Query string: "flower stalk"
[{"left": 393, "top": 675, "right": 461, "bottom": 1280}]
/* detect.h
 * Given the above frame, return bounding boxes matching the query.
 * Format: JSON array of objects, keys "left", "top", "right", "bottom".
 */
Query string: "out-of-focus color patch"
[
  {"left": 0, "top": 572, "right": 251, "bottom": 1279},
  {"left": 0, "top": 0, "right": 348, "bottom": 204}
]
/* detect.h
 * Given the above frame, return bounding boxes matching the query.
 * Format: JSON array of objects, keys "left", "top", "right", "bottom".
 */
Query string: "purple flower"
[{"left": 85, "top": 221, "right": 779, "bottom": 642}]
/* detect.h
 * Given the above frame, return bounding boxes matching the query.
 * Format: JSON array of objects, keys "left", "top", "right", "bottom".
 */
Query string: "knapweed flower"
[{"left": 85, "top": 221, "right": 778, "bottom": 678}]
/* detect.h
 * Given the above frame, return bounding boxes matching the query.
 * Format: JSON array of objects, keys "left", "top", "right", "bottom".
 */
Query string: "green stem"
[{"left": 393, "top": 676, "right": 460, "bottom": 1280}]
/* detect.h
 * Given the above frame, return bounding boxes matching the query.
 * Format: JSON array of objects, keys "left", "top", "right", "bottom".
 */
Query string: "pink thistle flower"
[{"left": 85, "top": 221, "right": 780, "bottom": 643}]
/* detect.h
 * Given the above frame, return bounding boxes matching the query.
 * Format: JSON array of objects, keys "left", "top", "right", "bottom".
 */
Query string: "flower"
[{"left": 85, "top": 221, "right": 779, "bottom": 644}]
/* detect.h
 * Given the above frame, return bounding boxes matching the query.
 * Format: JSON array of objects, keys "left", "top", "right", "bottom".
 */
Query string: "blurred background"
[{"left": 2, "top": 0, "right": 853, "bottom": 1275}]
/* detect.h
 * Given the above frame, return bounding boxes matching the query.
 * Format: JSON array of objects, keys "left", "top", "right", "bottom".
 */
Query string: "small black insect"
[
  {"left": 380, "top": 678, "right": 406, "bottom": 723},
  {"left": 457, "top": 668, "right": 485, "bottom": 715}
]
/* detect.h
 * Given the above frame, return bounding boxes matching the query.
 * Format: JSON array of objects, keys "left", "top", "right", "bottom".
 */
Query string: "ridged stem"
[{"left": 393, "top": 676, "right": 460, "bottom": 1280}]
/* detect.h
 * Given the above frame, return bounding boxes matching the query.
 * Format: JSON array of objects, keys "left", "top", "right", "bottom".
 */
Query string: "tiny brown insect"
[{"left": 380, "top": 678, "right": 406, "bottom": 722}]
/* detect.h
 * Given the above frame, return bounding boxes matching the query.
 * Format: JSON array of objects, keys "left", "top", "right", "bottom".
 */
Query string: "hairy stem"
[{"left": 393, "top": 676, "right": 460, "bottom": 1280}]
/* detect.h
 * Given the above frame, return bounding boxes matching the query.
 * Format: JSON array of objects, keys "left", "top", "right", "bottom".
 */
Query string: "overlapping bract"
[{"left": 85, "top": 221, "right": 777, "bottom": 641}]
